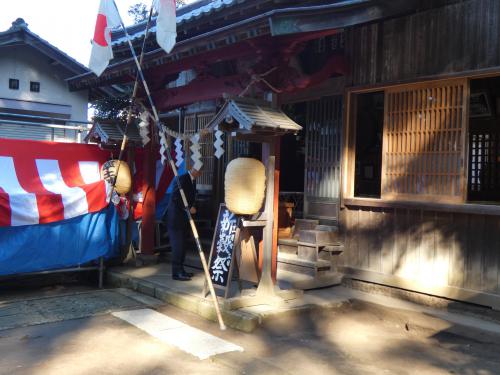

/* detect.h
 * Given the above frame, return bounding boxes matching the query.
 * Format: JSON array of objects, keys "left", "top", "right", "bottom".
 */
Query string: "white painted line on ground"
[{"left": 112, "top": 309, "right": 244, "bottom": 360}]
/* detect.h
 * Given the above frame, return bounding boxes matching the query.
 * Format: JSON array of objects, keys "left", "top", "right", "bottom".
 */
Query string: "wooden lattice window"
[
  {"left": 469, "top": 132, "right": 500, "bottom": 201},
  {"left": 184, "top": 112, "right": 215, "bottom": 190},
  {"left": 305, "top": 96, "right": 343, "bottom": 200},
  {"left": 382, "top": 79, "right": 467, "bottom": 202}
]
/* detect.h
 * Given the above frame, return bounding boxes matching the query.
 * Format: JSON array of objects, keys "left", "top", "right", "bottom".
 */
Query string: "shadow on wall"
[{"left": 340, "top": 82, "right": 500, "bottom": 306}]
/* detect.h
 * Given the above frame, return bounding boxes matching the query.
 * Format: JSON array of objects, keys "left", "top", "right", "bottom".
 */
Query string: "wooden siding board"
[
  {"left": 394, "top": 208, "right": 409, "bottom": 277},
  {"left": 358, "top": 25, "right": 367, "bottom": 85},
  {"left": 483, "top": 215, "right": 500, "bottom": 293},
  {"left": 407, "top": 209, "right": 422, "bottom": 280},
  {"left": 345, "top": 27, "right": 354, "bottom": 87},
  {"left": 420, "top": 210, "right": 436, "bottom": 282},
  {"left": 344, "top": 202, "right": 500, "bottom": 304},
  {"left": 427, "top": 10, "right": 437, "bottom": 77},
  {"left": 338, "top": 208, "right": 347, "bottom": 267},
  {"left": 449, "top": 213, "right": 467, "bottom": 288},
  {"left": 352, "top": 208, "right": 360, "bottom": 268},
  {"left": 477, "top": 0, "right": 487, "bottom": 69},
  {"left": 464, "top": 214, "right": 483, "bottom": 291},
  {"left": 485, "top": 0, "right": 499, "bottom": 68},
  {"left": 454, "top": 2, "right": 465, "bottom": 72},
  {"left": 394, "top": 17, "right": 406, "bottom": 82},
  {"left": 369, "top": 208, "right": 383, "bottom": 273},
  {"left": 402, "top": 14, "right": 413, "bottom": 79},
  {"left": 381, "top": 19, "right": 392, "bottom": 83},
  {"left": 344, "top": 208, "right": 359, "bottom": 268},
  {"left": 462, "top": 0, "right": 474, "bottom": 71},
  {"left": 344, "top": 199, "right": 500, "bottom": 306},
  {"left": 368, "top": 23, "right": 378, "bottom": 84},
  {"left": 381, "top": 208, "right": 395, "bottom": 275},
  {"left": 435, "top": 212, "right": 451, "bottom": 287},
  {"left": 497, "top": 216, "right": 500, "bottom": 293},
  {"left": 348, "top": 0, "right": 500, "bottom": 86},
  {"left": 358, "top": 208, "right": 371, "bottom": 270}
]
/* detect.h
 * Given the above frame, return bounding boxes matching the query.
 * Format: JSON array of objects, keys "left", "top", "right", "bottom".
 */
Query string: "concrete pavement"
[
  {"left": 107, "top": 263, "right": 500, "bottom": 341},
  {"left": 2, "top": 287, "right": 500, "bottom": 375}
]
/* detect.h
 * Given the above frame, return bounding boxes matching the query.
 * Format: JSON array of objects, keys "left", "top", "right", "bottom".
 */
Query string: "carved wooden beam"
[{"left": 152, "top": 75, "right": 248, "bottom": 111}]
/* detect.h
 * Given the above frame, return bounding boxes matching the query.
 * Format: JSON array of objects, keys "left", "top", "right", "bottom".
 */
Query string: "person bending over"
[{"left": 166, "top": 167, "right": 201, "bottom": 281}]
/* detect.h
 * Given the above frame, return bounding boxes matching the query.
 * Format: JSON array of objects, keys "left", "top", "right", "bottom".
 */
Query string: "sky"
[{"left": 1, "top": 0, "right": 196, "bottom": 67}]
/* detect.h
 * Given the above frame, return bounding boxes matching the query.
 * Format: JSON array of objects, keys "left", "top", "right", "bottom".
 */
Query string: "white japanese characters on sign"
[{"left": 209, "top": 206, "right": 238, "bottom": 286}]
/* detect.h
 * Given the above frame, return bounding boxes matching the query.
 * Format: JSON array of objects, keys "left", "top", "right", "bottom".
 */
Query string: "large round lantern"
[
  {"left": 101, "top": 160, "right": 132, "bottom": 195},
  {"left": 225, "top": 158, "right": 266, "bottom": 215}
]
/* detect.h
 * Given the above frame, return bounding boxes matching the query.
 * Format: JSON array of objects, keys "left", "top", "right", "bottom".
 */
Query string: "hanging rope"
[{"left": 238, "top": 66, "right": 282, "bottom": 97}]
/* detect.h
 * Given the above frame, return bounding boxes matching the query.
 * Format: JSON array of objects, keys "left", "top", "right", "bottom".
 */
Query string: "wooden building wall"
[
  {"left": 339, "top": 205, "right": 500, "bottom": 309},
  {"left": 345, "top": 0, "right": 500, "bottom": 87},
  {"left": 339, "top": 0, "right": 500, "bottom": 308}
]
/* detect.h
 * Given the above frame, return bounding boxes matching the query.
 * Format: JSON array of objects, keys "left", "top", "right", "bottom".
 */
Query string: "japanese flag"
[
  {"left": 89, "top": 0, "right": 121, "bottom": 77},
  {"left": 154, "top": 0, "right": 177, "bottom": 54}
]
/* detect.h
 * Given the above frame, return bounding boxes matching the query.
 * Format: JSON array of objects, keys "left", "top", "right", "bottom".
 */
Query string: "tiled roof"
[
  {"left": 85, "top": 122, "right": 142, "bottom": 145},
  {"left": 0, "top": 18, "right": 88, "bottom": 74},
  {"left": 205, "top": 97, "right": 302, "bottom": 134},
  {"left": 112, "top": 0, "right": 241, "bottom": 46}
]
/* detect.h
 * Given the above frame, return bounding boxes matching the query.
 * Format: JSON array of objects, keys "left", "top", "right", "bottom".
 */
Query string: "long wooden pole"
[
  {"left": 106, "top": 5, "right": 156, "bottom": 251},
  {"left": 112, "top": 0, "right": 226, "bottom": 330},
  {"left": 106, "top": 5, "right": 154, "bottom": 202}
]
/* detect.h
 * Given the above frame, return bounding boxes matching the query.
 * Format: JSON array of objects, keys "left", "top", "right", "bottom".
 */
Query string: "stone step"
[
  {"left": 278, "top": 269, "right": 343, "bottom": 290},
  {"left": 292, "top": 219, "right": 319, "bottom": 236},
  {"left": 298, "top": 229, "right": 339, "bottom": 245},
  {"left": 323, "top": 244, "right": 344, "bottom": 255},
  {"left": 294, "top": 218, "right": 320, "bottom": 227},
  {"left": 315, "top": 224, "right": 339, "bottom": 232},
  {"left": 278, "top": 253, "right": 331, "bottom": 277},
  {"left": 278, "top": 243, "right": 298, "bottom": 255}
]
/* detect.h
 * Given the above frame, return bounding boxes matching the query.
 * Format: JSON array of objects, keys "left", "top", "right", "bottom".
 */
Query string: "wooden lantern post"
[
  {"left": 202, "top": 97, "right": 303, "bottom": 309},
  {"left": 272, "top": 137, "right": 280, "bottom": 283},
  {"left": 257, "top": 139, "right": 277, "bottom": 296}
]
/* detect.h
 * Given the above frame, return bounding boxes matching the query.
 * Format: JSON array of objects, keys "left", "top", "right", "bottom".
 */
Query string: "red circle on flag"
[{"left": 93, "top": 14, "right": 108, "bottom": 47}]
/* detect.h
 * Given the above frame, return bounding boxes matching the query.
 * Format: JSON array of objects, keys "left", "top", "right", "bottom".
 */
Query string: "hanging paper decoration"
[
  {"left": 159, "top": 130, "right": 168, "bottom": 165},
  {"left": 174, "top": 137, "right": 184, "bottom": 167},
  {"left": 164, "top": 127, "right": 182, "bottom": 140},
  {"left": 214, "top": 128, "right": 224, "bottom": 159},
  {"left": 138, "top": 111, "right": 151, "bottom": 146},
  {"left": 190, "top": 134, "right": 203, "bottom": 171}
]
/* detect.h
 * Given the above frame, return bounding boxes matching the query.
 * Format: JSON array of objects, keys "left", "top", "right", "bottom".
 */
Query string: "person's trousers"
[
  {"left": 167, "top": 207, "right": 188, "bottom": 275},
  {"left": 168, "top": 225, "right": 187, "bottom": 274}
]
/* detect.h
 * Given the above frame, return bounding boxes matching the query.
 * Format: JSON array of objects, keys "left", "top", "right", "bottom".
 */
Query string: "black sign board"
[{"left": 206, "top": 204, "right": 240, "bottom": 295}]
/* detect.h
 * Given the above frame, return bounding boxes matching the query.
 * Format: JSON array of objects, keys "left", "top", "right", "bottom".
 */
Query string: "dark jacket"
[{"left": 167, "top": 173, "right": 196, "bottom": 229}]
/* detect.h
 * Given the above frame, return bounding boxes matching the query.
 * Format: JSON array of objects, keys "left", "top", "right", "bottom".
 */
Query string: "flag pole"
[
  {"left": 106, "top": 3, "right": 155, "bottom": 204},
  {"left": 112, "top": 0, "right": 226, "bottom": 330}
]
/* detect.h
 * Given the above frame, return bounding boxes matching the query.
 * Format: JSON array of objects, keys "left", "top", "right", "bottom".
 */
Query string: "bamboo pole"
[{"left": 111, "top": 0, "right": 226, "bottom": 330}]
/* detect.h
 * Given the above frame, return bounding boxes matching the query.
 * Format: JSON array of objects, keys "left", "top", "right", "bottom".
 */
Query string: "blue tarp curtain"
[{"left": 0, "top": 205, "right": 119, "bottom": 276}]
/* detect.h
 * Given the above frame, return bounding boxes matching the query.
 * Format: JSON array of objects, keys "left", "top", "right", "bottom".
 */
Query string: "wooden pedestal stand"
[{"left": 223, "top": 139, "right": 303, "bottom": 310}]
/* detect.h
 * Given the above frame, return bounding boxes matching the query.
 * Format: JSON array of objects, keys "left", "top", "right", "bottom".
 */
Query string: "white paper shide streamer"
[
  {"left": 138, "top": 111, "right": 151, "bottom": 146},
  {"left": 159, "top": 130, "right": 168, "bottom": 165},
  {"left": 174, "top": 137, "right": 184, "bottom": 167},
  {"left": 190, "top": 134, "right": 203, "bottom": 171},
  {"left": 214, "top": 128, "right": 224, "bottom": 159}
]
